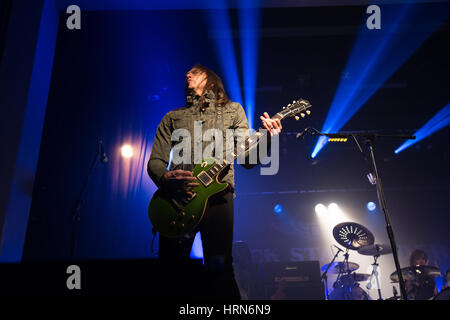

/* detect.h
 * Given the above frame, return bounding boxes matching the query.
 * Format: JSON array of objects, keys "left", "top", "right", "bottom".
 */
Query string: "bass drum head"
[
  {"left": 328, "top": 286, "right": 371, "bottom": 300},
  {"left": 433, "top": 287, "right": 450, "bottom": 300}
]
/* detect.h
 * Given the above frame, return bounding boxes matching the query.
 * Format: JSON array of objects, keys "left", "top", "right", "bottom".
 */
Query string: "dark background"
[{"left": 13, "top": 3, "right": 450, "bottom": 298}]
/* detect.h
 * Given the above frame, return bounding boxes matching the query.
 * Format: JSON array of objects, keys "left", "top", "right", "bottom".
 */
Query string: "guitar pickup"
[{"left": 197, "top": 171, "right": 213, "bottom": 187}]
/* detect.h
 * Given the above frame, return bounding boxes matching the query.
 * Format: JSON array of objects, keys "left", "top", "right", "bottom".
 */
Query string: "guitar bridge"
[
  {"left": 187, "top": 192, "right": 197, "bottom": 201},
  {"left": 197, "top": 171, "right": 213, "bottom": 187}
]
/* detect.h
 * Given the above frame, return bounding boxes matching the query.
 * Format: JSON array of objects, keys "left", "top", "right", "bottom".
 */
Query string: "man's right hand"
[{"left": 161, "top": 170, "right": 199, "bottom": 198}]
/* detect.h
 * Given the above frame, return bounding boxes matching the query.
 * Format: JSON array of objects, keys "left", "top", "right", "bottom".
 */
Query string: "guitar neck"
[
  {"left": 233, "top": 113, "right": 283, "bottom": 161},
  {"left": 203, "top": 98, "right": 311, "bottom": 179},
  {"left": 205, "top": 114, "right": 284, "bottom": 178}
]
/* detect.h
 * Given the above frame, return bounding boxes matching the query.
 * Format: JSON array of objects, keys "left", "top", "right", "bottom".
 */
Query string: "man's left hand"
[{"left": 260, "top": 112, "right": 282, "bottom": 136}]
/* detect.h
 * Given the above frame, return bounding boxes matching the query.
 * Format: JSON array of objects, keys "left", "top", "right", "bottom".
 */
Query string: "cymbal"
[
  {"left": 333, "top": 222, "right": 375, "bottom": 250},
  {"left": 352, "top": 273, "right": 371, "bottom": 282},
  {"left": 358, "top": 244, "right": 392, "bottom": 256},
  {"left": 340, "top": 273, "right": 371, "bottom": 282},
  {"left": 321, "top": 261, "right": 359, "bottom": 274},
  {"left": 390, "top": 265, "right": 441, "bottom": 282}
]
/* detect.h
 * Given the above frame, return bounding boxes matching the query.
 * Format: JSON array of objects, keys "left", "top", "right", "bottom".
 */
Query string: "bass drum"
[
  {"left": 433, "top": 287, "right": 450, "bottom": 300},
  {"left": 328, "top": 285, "right": 371, "bottom": 300}
]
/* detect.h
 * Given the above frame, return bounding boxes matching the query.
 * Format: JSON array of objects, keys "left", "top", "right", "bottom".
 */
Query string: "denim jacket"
[{"left": 147, "top": 91, "right": 257, "bottom": 193}]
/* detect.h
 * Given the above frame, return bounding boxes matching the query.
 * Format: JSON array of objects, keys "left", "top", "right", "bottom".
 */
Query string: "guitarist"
[{"left": 147, "top": 63, "right": 282, "bottom": 299}]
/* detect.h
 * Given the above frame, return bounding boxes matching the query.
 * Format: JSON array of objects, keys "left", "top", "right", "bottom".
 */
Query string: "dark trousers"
[{"left": 158, "top": 190, "right": 241, "bottom": 300}]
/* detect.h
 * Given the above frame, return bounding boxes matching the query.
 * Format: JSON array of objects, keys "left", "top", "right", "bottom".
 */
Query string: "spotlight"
[
  {"left": 274, "top": 204, "right": 283, "bottom": 214},
  {"left": 328, "top": 203, "right": 340, "bottom": 214},
  {"left": 367, "top": 201, "right": 377, "bottom": 212},
  {"left": 121, "top": 144, "right": 134, "bottom": 158},
  {"left": 315, "top": 204, "right": 327, "bottom": 216}
]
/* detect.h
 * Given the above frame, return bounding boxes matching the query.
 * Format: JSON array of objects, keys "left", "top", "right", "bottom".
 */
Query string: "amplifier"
[{"left": 260, "top": 261, "right": 324, "bottom": 300}]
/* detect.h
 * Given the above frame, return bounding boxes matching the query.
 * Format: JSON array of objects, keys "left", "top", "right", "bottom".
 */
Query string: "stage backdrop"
[{"left": 21, "top": 5, "right": 450, "bottom": 299}]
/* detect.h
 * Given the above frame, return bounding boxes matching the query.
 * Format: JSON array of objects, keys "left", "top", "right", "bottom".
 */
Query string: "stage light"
[
  {"left": 311, "top": 4, "right": 449, "bottom": 158},
  {"left": 328, "top": 138, "right": 348, "bottom": 142},
  {"left": 395, "top": 102, "right": 450, "bottom": 154},
  {"left": 326, "top": 203, "right": 348, "bottom": 225},
  {"left": 367, "top": 201, "right": 377, "bottom": 212},
  {"left": 274, "top": 204, "right": 283, "bottom": 214},
  {"left": 121, "top": 144, "right": 134, "bottom": 158},
  {"left": 315, "top": 203, "right": 327, "bottom": 217},
  {"left": 328, "top": 203, "right": 340, "bottom": 215}
]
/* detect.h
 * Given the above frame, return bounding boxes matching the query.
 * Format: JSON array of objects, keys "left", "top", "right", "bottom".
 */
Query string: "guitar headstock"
[{"left": 277, "top": 98, "right": 312, "bottom": 120}]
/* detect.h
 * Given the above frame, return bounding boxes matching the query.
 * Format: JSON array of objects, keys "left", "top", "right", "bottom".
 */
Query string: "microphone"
[
  {"left": 98, "top": 139, "right": 109, "bottom": 163},
  {"left": 296, "top": 128, "right": 309, "bottom": 139}
]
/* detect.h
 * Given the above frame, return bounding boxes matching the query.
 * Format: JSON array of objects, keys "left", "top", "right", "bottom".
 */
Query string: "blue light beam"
[
  {"left": 205, "top": 0, "right": 243, "bottom": 107},
  {"left": 239, "top": 0, "right": 261, "bottom": 130},
  {"left": 312, "top": 2, "right": 449, "bottom": 158},
  {"left": 395, "top": 102, "right": 450, "bottom": 154}
]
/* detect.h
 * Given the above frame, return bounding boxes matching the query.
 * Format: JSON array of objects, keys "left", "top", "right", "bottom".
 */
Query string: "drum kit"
[{"left": 321, "top": 222, "right": 443, "bottom": 300}]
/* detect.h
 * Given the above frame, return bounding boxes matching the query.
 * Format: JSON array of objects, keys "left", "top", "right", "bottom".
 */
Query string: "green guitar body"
[{"left": 148, "top": 158, "right": 229, "bottom": 238}]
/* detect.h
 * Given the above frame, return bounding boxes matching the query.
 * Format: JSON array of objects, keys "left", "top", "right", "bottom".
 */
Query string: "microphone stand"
[
  {"left": 299, "top": 128, "right": 415, "bottom": 300},
  {"left": 321, "top": 246, "right": 342, "bottom": 299},
  {"left": 70, "top": 138, "right": 105, "bottom": 259}
]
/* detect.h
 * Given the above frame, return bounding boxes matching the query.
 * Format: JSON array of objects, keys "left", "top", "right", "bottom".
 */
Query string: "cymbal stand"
[
  {"left": 366, "top": 252, "right": 383, "bottom": 300},
  {"left": 342, "top": 248, "right": 354, "bottom": 300},
  {"left": 321, "top": 247, "right": 342, "bottom": 300},
  {"left": 343, "top": 248, "right": 351, "bottom": 276}
]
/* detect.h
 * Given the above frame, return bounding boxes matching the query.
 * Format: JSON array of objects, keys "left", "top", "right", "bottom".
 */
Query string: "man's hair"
[
  {"left": 409, "top": 249, "right": 428, "bottom": 266},
  {"left": 185, "top": 63, "right": 230, "bottom": 107}
]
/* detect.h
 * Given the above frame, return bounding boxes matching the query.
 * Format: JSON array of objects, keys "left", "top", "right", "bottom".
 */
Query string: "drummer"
[
  {"left": 442, "top": 269, "right": 450, "bottom": 290},
  {"left": 405, "top": 249, "right": 437, "bottom": 299}
]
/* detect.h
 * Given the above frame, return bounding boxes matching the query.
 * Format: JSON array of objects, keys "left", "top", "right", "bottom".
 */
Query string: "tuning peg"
[
  {"left": 306, "top": 110, "right": 311, "bottom": 115},
  {"left": 300, "top": 113, "right": 305, "bottom": 118},
  {"left": 282, "top": 106, "right": 285, "bottom": 109},
  {"left": 294, "top": 116, "right": 300, "bottom": 120}
]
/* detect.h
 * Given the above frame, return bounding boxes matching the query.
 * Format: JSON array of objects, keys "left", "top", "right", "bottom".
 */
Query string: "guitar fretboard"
[{"left": 205, "top": 114, "right": 283, "bottom": 179}]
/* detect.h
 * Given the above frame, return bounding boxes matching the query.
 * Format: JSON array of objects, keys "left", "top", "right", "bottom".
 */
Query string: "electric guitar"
[{"left": 148, "top": 99, "right": 312, "bottom": 238}]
